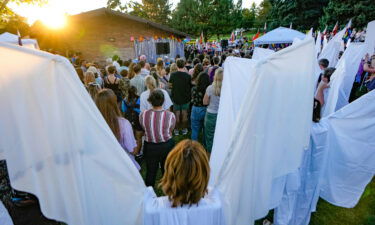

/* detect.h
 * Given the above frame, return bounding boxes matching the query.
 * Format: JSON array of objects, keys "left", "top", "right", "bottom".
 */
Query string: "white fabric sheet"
[
  {"left": 252, "top": 47, "right": 274, "bottom": 60},
  {"left": 209, "top": 57, "right": 258, "bottom": 185},
  {"left": 319, "top": 24, "right": 348, "bottom": 67},
  {"left": 144, "top": 188, "right": 225, "bottom": 225},
  {"left": 320, "top": 90, "right": 375, "bottom": 207},
  {"left": 322, "top": 43, "right": 367, "bottom": 117},
  {"left": 0, "top": 42, "right": 146, "bottom": 225},
  {"left": 0, "top": 202, "right": 13, "bottom": 225},
  {"left": 315, "top": 31, "right": 322, "bottom": 57},
  {"left": 254, "top": 27, "right": 306, "bottom": 45},
  {"left": 213, "top": 38, "right": 316, "bottom": 225},
  {"left": 0, "top": 32, "right": 39, "bottom": 49},
  {"left": 274, "top": 90, "right": 375, "bottom": 225},
  {"left": 365, "top": 20, "right": 375, "bottom": 55}
]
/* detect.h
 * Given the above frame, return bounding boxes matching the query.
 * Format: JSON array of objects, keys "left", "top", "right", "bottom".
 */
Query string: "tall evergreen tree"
[
  {"left": 320, "top": 0, "right": 375, "bottom": 29},
  {"left": 241, "top": 3, "right": 256, "bottom": 30}
]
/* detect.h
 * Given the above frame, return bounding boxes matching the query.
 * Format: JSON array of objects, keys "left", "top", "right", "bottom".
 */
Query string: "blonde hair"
[
  {"left": 84, "top": 71, "right": 96, "bottom": 86},
  {"left": 213, "top": 68, "right": 223, "bottom": 96},
  {"left": 159, "top": 140, "right": 210, "bottom": 207},
  {"left": 145, "top": 75, "right": 157, "bottom": 92},
  {"left": 170, "top": 63, "right": 178, "bottom": 73}
]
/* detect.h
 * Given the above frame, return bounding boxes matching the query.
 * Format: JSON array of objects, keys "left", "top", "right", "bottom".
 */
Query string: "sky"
[{"left": 9, "top": 0, "right": 263, "bottom": 26}]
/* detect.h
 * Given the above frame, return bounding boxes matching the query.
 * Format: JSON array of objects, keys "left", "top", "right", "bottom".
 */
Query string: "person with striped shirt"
[{"left": 140, "top": 89, "right": 176, "bottom": 187}]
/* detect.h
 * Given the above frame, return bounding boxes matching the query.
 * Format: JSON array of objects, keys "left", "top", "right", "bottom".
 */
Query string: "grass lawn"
[{"left": 141, "top": 132, "right": 375, "bottom": 225}]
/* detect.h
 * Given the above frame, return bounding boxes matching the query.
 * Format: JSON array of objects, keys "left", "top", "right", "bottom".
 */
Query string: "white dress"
[{"left": 144, "top": 187, "right": 226, "bottom": 225}]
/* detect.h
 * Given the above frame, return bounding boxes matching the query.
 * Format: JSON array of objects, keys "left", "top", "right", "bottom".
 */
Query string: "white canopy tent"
[
  {"left": 254, "top": 27, "right": 306, "bottom": 46},
  {"left": 0, "top": 32, "right": 39, "bottom": 49}
]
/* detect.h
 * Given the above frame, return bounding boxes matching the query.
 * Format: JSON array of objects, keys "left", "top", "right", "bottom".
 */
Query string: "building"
[{"left": 31, "top": 8, "right": 188, "bottom": 63}]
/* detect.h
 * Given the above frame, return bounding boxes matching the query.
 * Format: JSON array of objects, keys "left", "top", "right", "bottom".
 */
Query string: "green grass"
[{"left": 140, "top": 132, "right": 375, "bottom": 225}]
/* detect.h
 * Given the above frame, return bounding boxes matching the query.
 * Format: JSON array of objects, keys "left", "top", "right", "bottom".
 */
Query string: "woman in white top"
[
  {"left": 140, "top": 76, "right": 173, "bottom": 112},
  {"left": 203, "top": 68, "right": 223, "bottom": 153}
]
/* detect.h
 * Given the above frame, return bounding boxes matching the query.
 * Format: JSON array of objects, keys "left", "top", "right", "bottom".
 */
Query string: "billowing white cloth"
[
  {"left": 0, "top": 42, "right": 146, "bottom": 225},
  {"left": 315, "top": 31, "right": 322, "bottom": 57},
  {"left": 144, "top": 188, "right": 225, "bottom": 225},
  {"left": 320, "top": 90, "right": 375, "bottom": 207},
  {"left": 274, "top": 90, "right": 375, "bottom": 225},
  {"left": 0, "top": 32, "right": 39, "bottom": 49},
  {"left": 209, "top": 57, "right": 258, "bottom": 185},
  {"left": 319, "top": 23, "right": 348, "bottom": 67},
  {"left": 365, "top": 20, "right": 375, "bottom": 55},
  {"left": 252, "top": 47, "right": 274, "bottom": 60},
  {"left": 322, "top": 36, "right": 328, "bottom": 51},
  {"left": 0, "top": 202, "right": 13, "bottom": 225},
  {"left": 212, "top": 38, "right": 316, "bottom": 225},
  {"left": 321, "top": 43, "right": 366, "bottom": 117},
  {"left": 254, "top": 27, "right": 306, "bottom": 45}
]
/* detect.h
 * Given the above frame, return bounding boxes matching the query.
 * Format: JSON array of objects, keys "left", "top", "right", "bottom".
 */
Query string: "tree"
[
  {"left": 241, "top": 3, "right": 256, "bottom": 29},
  {"left": 171, "top": 0, "right": 211, "bottom": 37},
  {"left": 320, "top": 0, "right": 375, "bottom": 30},
  {"left": 209, "top": 0, "right": 241, "bottom": 37},
  {"left": 107, "top": 0, "right": 171, "bottom": 25},
  {"left": 255, "top": 0, "right": 271, "bottom": 28},
  {"left": 268, "top": 0, "right": 328, "bottom": 31},
  {"left": 0, "top": 0, "right": 46, "bottom": 34}
]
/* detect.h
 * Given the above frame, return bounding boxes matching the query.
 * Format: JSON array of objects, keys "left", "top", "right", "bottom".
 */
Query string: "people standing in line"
[
  {"left": 191, "top": 72, "right": 210, "bottom": 141},
  {"left": 140, "top": 89, "right": 176, "bottom": 187},
  {"left": 96, "top": 89, "right": 140, "bottom": 170},
  {"left": 203, "top": 68, "right": 223, "bottom": 153},
  {"left": 130, "top": 64, "right": 146, "bottom": 96},
  {"left": 169, "top": 59, "right": 192, "bottom": 136}
]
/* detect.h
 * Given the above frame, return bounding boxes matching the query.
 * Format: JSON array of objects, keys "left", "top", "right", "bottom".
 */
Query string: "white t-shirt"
[{"left": 140, "top": 89, "right": 173, "bottom": 112}]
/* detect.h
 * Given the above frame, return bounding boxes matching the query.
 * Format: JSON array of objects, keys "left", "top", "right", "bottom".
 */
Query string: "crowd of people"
[{"left": 71, "top": 51, "right": 227, "bottom": 189}]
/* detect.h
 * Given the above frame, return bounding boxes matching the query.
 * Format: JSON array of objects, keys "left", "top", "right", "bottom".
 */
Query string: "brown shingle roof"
[{"left": 72, "top": 8, "right": 189, "bottom": 37}]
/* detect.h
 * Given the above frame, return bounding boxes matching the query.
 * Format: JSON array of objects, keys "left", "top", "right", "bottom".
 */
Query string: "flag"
[
  {"left": 199, "top": 32, "right": 204, "bottom": 45},
  {"left": 230, "top": 32, "right": 235, "bottom": 42},
  {"left": 290, "top": 22, "right": 292, "bottom": 29},
  {"left": 264, "top": 22, "right": 267, "bottom": 34},
  {"left": 332, "top": 22, "right": 339, "bottom": 36},
  {"left": 252, "top": 29, "right": 260, "bottom": 41},
  {"left": 323, "top": 26, "right": 327, "bottom": 36},
  {"left": 17, "top": 30, "right": 22, "bottom": 46}
]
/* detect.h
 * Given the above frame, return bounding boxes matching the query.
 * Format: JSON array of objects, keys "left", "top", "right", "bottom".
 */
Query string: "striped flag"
[
  {"left": 230, "top": 32, "right": 235, "bottom": 42},
  {"left": 332, "top": 22, "right": 339, "bottom": 36},
  {"left": 252, "top": 29, "right": 260, "bottom": 41},
  {"left": 264, "top": 22, "right": 267, "bottom": 34}
]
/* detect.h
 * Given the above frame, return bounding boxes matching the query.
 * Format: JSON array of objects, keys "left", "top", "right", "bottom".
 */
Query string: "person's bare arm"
[{"left": 203, "top": 93, "right": 210, "bottom": 105}]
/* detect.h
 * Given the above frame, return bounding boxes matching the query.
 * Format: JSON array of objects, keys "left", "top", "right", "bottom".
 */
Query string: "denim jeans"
[{"left": 190, "top": 106, "right": 207, "bottom": 141}]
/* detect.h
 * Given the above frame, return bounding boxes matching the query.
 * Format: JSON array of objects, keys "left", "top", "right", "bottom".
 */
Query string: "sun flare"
[{"left": 39, "top": 10, "right": 67, "bottom": 29}]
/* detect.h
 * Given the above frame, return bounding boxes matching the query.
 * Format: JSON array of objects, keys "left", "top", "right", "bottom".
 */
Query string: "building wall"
[{"left": 33, "top": 13, "right": 182, "bottom": 64}]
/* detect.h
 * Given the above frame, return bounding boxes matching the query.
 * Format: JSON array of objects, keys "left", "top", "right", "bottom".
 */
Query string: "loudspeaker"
[
  {"left": 156, "top": 42, "right": 170, "bottom": 55},
  {"left": 221, "top": 39, "right": 228, "bottom": 49}
]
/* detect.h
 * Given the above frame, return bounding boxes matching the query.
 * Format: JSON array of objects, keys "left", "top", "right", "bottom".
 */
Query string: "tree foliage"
[
  {"left": 319, "top": 0, "right": 375, "bottom": 29},
  {"left": 268, "top": 0, "right": 328, "bottom": 31},
  {"left": 107, "top": 0, "right": 171, "bottom": 25},
  {"left": 0, "top": 0, "right": 46, "bottom": 34}
]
